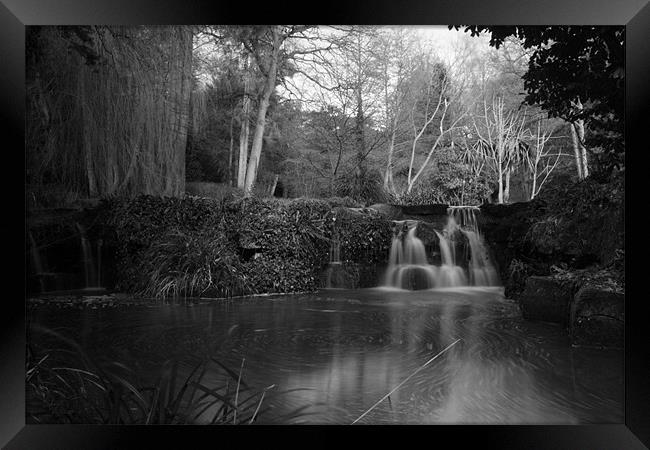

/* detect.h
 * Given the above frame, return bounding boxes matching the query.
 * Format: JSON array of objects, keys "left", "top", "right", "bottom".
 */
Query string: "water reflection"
[{"left": 28, "top": 288, "right": 623, "bottom": 424}]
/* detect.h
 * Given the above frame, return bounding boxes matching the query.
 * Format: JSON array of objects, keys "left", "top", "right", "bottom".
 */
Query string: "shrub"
[
  {"left": 99, "top": 196, "right": 230, "bottom": 294},
  {"left": 332, "top": 207, "right": 392, "bottom": 265},
  {"left": 333, "top": 168, "right": 391, "bottom": 206},
  {"left": 526, "top": 173, "right": 624, "bottom": 266},
  {"left": 99, "top": 195, "right": 348, "bottom": 298},
  {"left": 135, "top": 228, "right": 249, "bottom": 299},
  {"left": 229, "top": 197, "right": 333, "bottom": 262}
]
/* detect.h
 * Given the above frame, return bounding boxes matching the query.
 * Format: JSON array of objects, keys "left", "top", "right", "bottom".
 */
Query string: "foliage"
[
  {"left": 526, "top": 172, "right": 624, "bottom": 266},
  {"left": 456, "top": 26, "right": 625, "bottom": 177},
  {"left": 102, "top": 195, "right": 224, "bottom": 248},
  {"left": 26, "top": 326, "right": 296, "bottom": 424},
  {"left": 333, "top": 168, "right": 391, "bottom": 206},
  {"left": 99, "top": 195, "right": 357, "bottom": 298},
  {"left": 241, "top": 256, "right": 321, "bottom": 294},
  {"left": 230, "top": 197, "right": 332, "bottom": 258},
  {"left": 26, "top": 26, "right": 193, "bottom": 199},
  {"left": 100, "top": 195, "right": 226, "bottom": 293},
  {"left": 394, "top": 147, "right": 493, "bottom": 206},
  {"left": 93, "top": 193, "right": 398, "bottom": 298},
  {"left": 331, "top": 207, "right": 392, "bottom": 264},
  {"left": 136, "top": 229, "right": 249, "bottom": 299}
]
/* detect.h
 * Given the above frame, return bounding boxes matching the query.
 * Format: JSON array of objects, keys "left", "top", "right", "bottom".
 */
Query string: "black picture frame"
[{"left": 3, "top": 0, "right": 647, "bottom": 448}]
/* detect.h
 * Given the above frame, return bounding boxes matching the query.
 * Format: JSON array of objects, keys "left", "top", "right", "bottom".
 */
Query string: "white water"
[{"left": 384, "top": 207, "right": 500, "bottom": 290}]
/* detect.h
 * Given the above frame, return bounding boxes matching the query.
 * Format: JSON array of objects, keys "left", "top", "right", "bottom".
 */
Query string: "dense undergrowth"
[
  {"left": 94, "top": 195, "right": 391, "bottom": 299},
  {"left": 485, "top": 172, "right": 625, "bottom": 299}
]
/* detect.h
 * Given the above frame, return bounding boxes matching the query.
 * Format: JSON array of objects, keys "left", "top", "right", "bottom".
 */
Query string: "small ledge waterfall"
[
  {"left": 76, "top": 223, "right": 103, "bottom": 289},
  {"left": 383, "top": 206, "right": 499, "bottom": 290}
]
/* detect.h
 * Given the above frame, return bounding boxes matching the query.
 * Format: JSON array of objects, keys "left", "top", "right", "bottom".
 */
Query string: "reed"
[{"left": 26, "top": 325, "right": 305, "bottom": 424}]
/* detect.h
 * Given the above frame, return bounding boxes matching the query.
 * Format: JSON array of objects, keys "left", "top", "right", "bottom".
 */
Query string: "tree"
[
  {"left": 403, "top": 61, "right": 465, "bottom": 195},
  {"left": 26, "top": 25, "right": 194, "bottom": 200},
  {"left": 524, "top": 119, "right": 565, "bottom": 199},
  {"left": 455, "top": 26, "right": 625, "bottom": 178},
  {"left": 472, "top": 95, "right": 527, "bottom": 204},
  {"left": 375, "top": 28, "right": 422, "bottom": 195}
]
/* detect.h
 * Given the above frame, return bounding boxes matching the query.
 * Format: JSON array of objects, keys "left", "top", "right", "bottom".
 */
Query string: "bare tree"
[
  {"left": 525, "top": 119, "right": 565, "bottom": 199},
  {"left": 473, "top": 95, "right": 527, "bottom": 203},
  {"left": 376, "top": 28, "right": 421, "bottom": 195},
  {"left": 403, "top": 63, "right": 466, "bottom": 194}
]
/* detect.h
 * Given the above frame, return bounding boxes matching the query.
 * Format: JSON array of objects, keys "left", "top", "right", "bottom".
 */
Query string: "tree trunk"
[
  {"left": 355, "top": 88, "right": 366, "bottom": 179},
  {"left": 354, "top": 35, "right": 366, "bottom": 183},
  {"left": 269, "top": 174, "right": 279, "bottom": 196},
  {"left": 228, "top": 109, "right": 235, "bottom": 186},
  {"left": 383, "top": 129, "right": 396, "bottom": 194},
  {"left": 530, "top": 164, "right": 538, "bottom": 200},
  {"left": 497, "top": 165, "right": 504, "bottom": 204},
  {"left": 504, "top": 168, "right": 511, "bottom": 203},
  {"left": 570, "top": 122, "right": 584, "bottom": 180},
  {"left": 244, "top": 27, "right": 281, "bottom": 196},
  {"left": 576, "top": 119, "right": 588, "bottom": 178},
  {"left": 237, "top": 54, "right": 251, "bottom": 190}
]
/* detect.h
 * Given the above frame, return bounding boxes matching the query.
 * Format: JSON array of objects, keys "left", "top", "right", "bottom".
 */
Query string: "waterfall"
[
  {"left": 325, "top": 220, "right": 348, "bottom": 289},
  {"left": 329, "top": 229, "right": 341, "bottom": 264},
  {"left": 29, "top": 232, "right": 46, "bottom": 292},
  {"left": 383, "top": 207, "right": 499, "bottom": 290},
  {"left": 76, "top": 223, "right": 102, "bottom": 289}
]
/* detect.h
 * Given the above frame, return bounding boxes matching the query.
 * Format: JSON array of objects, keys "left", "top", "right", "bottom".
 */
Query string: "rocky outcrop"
[
  {"left": 518, "top": 271, "right": 624, "bottom": 348},
  {"left": 570, "top": 286, "right": 624, "bottom": 348}
]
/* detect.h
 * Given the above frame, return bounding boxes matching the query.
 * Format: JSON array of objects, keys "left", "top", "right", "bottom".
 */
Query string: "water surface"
[{"left": 28, "top": 287, "right": 623, "bottom": 424}]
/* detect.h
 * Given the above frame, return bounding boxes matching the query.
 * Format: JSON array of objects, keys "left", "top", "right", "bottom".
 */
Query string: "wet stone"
[
  {"left": 519, "top": 276, "right": 575, "bottom": 325},
  {"left": 570, "top": 285, "right": 624, "bottom": 348}
]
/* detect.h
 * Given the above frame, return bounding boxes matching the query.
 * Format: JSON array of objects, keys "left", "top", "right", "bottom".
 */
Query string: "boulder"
[
  {"left": 519, "top": 276, "right": 575, "bottom": 325},
  {"left": 570, "top": 285, "right": 624, "bottom": 348}
]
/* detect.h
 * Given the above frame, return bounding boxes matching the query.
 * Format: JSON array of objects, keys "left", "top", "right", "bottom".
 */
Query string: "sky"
[{"left": 415, "top": 25, "right": 468, "bottom": 60}]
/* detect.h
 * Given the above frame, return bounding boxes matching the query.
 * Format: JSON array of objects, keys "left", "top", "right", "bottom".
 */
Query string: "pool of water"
[{"left": 27, "top": 287, "right": 623, "bottom": 424}]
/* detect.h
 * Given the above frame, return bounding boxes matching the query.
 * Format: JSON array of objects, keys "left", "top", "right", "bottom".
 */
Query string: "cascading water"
[
  {"left": 383, "top": 206, "right": 499, "bottom": 289},
  {"left": 76, "top": 223, "right": 102, "bottom": 289},
  {"left": 325, "top": 228, "right": 344, "bottom": 288},
  {"left": 325, "top": 217, "right": 356, "bottom": 289},
  {"left": 448, "top": 206, "right": 500, "bottom": 287}
]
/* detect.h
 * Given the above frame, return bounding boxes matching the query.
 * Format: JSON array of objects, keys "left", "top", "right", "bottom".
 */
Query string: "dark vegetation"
[
  {"left": 479, "top": 172, "right": 625, "bottom": 300},
  {"left": 27, "top": 325, "right": 310, "bottom": 424},
  {"left": 86, "top": 195, "right": 391, "bottom": 299}
]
